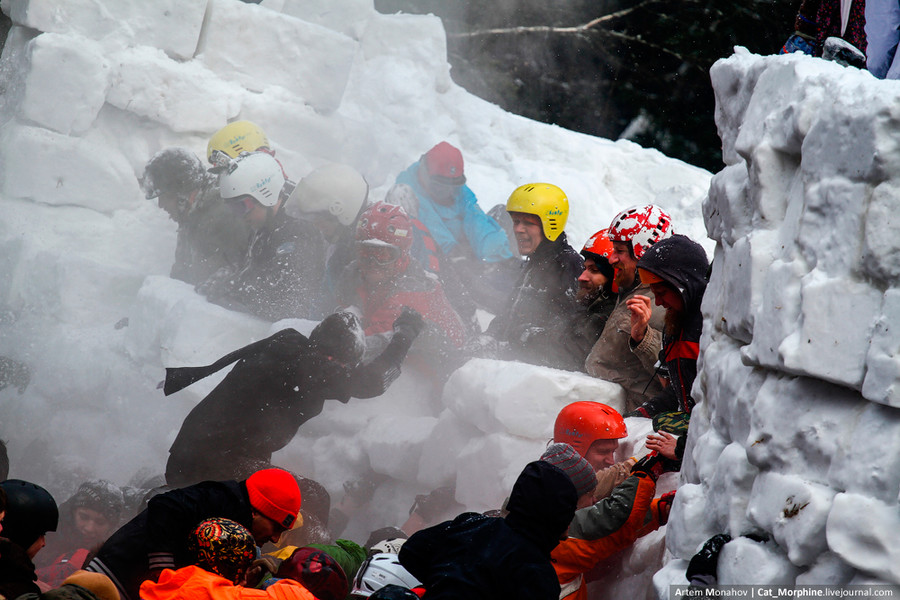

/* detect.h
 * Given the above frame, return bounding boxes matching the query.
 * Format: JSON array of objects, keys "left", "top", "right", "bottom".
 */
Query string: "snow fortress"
[
  {"left": 3, "top": 0, "right": 899, "bottom": 591},
  {"left": 658, "top": 49, "right": 900, "bottom": 589}
]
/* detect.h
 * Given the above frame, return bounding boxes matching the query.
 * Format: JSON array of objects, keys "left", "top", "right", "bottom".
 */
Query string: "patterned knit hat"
[
  {"left": 188, "top": 518, "right": 256, "bottom": 584},
  {"left": 246, "top": 468, "right": 302, "bottom": 528},
  {"left": 70, "top": 480, "right": 125, "bottom": 523},
  {"left": 540, "top": 443, "right": 598, "bottom": 498}
]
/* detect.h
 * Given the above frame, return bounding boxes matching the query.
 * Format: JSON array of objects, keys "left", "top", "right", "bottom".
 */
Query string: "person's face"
[
  {"left": 359, "top": 245, "right": 402, "bottom": 286},
  {"left": 427, "top": 179, "right": 461, "bottom": 206},
  {"left": 157, "top": 191, "right": 189, "bottom": 222},
  {"left": 313, "top": 216, "right": 343, "bottom": 243},
  {"left": 650, "top": 282, "right": 684, "bottom": 313},
  {"left": 25, "top": 534, "right": 46, "bottom": 560},
  {"left": 583, "top": 438, "right": 619, "bottom": 471},
  {"left": 510, "top": 212, "right": 544, "bottom": 256},
  {"left": 609, "top": 241, "right": 637, "bottom": 288},
  {"left": 74, "top": 506, "right": 113, "bottom": 546},
  {"left": 576, "top": 258, "right": 609, "bottom": 303},
  {"left": 250, "top": 511, "right": 287, "bottom": 546},
  {"left": 227, "top": 196, "right": 273, "bottom": 230}
]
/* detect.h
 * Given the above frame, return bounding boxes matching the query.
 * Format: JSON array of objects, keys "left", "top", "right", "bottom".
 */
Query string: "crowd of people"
[{"left": 0, "top": 123, "right": 715, "bottom": 600}]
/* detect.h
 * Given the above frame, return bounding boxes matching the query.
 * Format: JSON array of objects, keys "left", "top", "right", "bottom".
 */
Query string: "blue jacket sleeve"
[
  {"left": 459, "top": 186, "right": 513, "bottom": 262},
  {"left": 866, "top": 0, "right": 900, "bottom": 79}
]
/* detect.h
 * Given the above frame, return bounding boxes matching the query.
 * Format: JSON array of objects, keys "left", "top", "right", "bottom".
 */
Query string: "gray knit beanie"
[{"left": 540, "top": 443, "right": 598, "bottom": 498}]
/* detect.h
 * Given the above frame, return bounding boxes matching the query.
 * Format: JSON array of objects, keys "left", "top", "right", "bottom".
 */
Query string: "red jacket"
[{"left": 140, "top": 566, "right": 318, "bottom": 600}]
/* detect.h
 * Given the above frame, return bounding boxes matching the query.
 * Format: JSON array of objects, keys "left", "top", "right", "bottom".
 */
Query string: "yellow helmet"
[
  {"left": 207, "top": 121, "right": 271, "bottom": 164},
  {"left": 505, "top": 183, "right": 568, "bottom": 241}
]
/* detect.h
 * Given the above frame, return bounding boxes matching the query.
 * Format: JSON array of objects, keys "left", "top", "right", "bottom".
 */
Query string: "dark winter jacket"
[
  {"left": 512, "top": 287, "right": 617, "bottom": 372},
  {"left": 0, "top": 537, "right": 41, "bottom": 599},
  {"left": 171, "top": 181, "right": 251, "bottom": 286},
  {"left": 398, "top": 460, "right": 577, "bottom": 600},
  {"left": 632, "top": 235, "right": 709, "bottom": 424},
  {"left": 204, "top": 209, "right": 326, "bottom": 321},
  {"left": 487, "top": 232, "right": 584, "bottom": 344},
  {"left": 793, "top": 0, "right": 866, "bottom": 56},
  {"left": 163, "top": 327, "right": 416, "bottom": 487},
  {"left": 85, "top": 480, "right": 253, "bottom": 600}
]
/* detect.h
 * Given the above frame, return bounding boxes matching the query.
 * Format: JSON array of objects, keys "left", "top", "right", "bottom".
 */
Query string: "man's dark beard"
[
  {"left": 664, "top": 307, "right": 685, "bottom": 336},
  {"left": 576, "top": 286, "right": 601, "bottom": 306}
]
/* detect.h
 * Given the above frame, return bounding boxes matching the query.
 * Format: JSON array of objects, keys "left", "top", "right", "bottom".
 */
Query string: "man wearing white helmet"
[
  {"left": 199, "top": 152, "right": 325, "bottom": 321},
  {"left": 288, "top": 163, "right": 369, "bottom": 312},
  {"left": 585, "top": 205, "right": 672, "bottom": 412}
]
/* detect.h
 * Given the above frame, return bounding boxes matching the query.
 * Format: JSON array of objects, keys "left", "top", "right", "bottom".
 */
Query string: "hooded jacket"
[
  {"left": 632, "top": 234, "right": 709, "bottom": 419},
  {"left": 140, "top": 565, "right": 317, "bottom": 600},
  {"left": 398, "top": 460, "right": 576, "bottom": 600}
]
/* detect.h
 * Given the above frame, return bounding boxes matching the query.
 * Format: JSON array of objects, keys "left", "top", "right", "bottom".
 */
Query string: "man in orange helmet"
[{"left": 508, "top": 228, "right": 618, "bottom": 372}]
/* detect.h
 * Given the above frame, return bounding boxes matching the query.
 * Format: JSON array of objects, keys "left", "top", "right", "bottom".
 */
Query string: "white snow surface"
[{"left": 1, "top": 0, "right": 898, "bottom": 593}]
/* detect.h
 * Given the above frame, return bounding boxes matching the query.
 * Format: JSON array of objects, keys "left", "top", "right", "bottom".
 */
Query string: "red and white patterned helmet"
[
  {"left": 607, "top": 204, "right": 673, "bottom": 259},
  {"left": 356, "top": 201, "right": 414, "bottom": 254}
]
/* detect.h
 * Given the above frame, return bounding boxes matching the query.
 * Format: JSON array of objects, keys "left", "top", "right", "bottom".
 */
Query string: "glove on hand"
[
  {"left": 686, "top": 533, "right": 732, "bottom": 583},
  {"left": 631, "top": 452, "right": 666, "bottom": 482},
  {"left": 409, "top": 486, "right": 456, "bottom": 521},
  {"left": 780, "top": 33, "right": 816, "bottom": 56},
  {"left": 656, "top": 490, "right": 676, "bottom": 525},
  {"left": 624, "top": 406, "right": 651, "bottom": 418},
  {"left": 392, "top": 306, "right": 425, "bottom": 341}
]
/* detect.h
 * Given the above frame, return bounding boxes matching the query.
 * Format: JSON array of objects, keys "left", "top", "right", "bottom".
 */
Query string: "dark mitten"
[
  {"left": 392, "top": 306, "right": 425, "bottom": 341},
  {"left": 686, "top": 533, "right": 732, "bottom": 584}
]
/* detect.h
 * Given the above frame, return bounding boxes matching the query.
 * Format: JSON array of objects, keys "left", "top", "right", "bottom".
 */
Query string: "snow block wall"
[
  {"left": 658, "top": 48, "right": 900, "bottom": 591},
  {"left": 0, "top": 0, "right": 709, "bottom": 529}
]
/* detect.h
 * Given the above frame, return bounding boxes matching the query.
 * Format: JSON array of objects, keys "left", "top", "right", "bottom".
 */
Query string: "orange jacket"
[
  {"left": 551, "top": 472, "right": 659, "bottom": 600},
  {"left": 139, "top": 565, "right": 318, "bottom": 600}
]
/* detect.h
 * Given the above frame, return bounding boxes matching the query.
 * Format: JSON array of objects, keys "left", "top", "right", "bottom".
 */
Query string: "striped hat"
[{"left": 540, "top": 443, "right": 598, "bottom": 498}]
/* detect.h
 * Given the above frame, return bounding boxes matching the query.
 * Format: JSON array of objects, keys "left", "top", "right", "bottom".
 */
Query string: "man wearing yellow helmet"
[{"left": 482, "top": 183, "right": 583, "bottom": 349}]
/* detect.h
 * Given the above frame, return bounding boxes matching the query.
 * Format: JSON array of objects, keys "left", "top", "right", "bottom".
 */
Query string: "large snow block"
[
  {"left": 863, "top": 182, "right": 900, "bottom": 282},
  {"left": 796, "top": 179, "right": 867, "bottom": 276},
  {"left": 360, "top": 415, "right": 437, "bottom": 482},
  {"left": 18, "top": 33, "right": 109, "bottom": 134},
  {"left": 276, "top": 0, "right": 374, "bottom": 39},
  {"left": 710, "top": 47, "right": 768, "bottom": 166},
  {"left": 826, "top": 402, "right": 900, "bottom": 502},
  {"left": 742, "top": 259, "right": 804, "bottom": 369},
  {"left": 0, "top": 123, "right": 141, "bottom": 213},
  {"left": 199, "top": 0, "right": 357, "bottom": 113},
  {"left": 826, "top": 493, "right": 900, "bottom": 584},
  {"left": 106, "top": 47, "right": 243, "bottom": 133},
  {"left": 417, "top": 410, "right": 480, "bottom": 489},
  {"left": 454, "top": 432, "right": 545, "bottom": 512},
  {"left": 706, "top": 442, "right": 758, "bottom": 538},
  {"left": 442, "top": 358, "right": 625, "bottom": 438},
  {"left": 664, "top": 483, "right": 720, "bottom": 560},
  {"left": 8, "top": 0, "right": 207, "bottom": 60},
  {"left": 703, "top": 163, "right": 751, "bottom": 246},
  {"left": 779, "top": 270, "right": 879, "bottom": 389},
  {"left": 746, "top": 472, "right": 836, "bottom": 567},
  {"left": 745, "top": 375, "right": 863, "bottom": 481},
  {"left": 718, "top": 537, "right": 801, "bottom": 585},
  {"left": 863, "top": 289, "right": 900, "bottom": 407}
]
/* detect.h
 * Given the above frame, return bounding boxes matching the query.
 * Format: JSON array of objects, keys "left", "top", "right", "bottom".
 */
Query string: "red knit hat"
[
  {"left": 246, "top": 469, "right": 302, "bottom": 529},
  {"left": 423, "top": 141, "right": 466, "bottom": 185}
]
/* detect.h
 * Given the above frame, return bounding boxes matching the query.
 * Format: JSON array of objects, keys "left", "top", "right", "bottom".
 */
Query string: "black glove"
[
  {"left": 409, "top": 486, "right": 456, "bottom": 521},
  {"left": 624, "top": 406, "right": 652, "bottom": 418},
  {"left": 392, "top": 306, "right": 425, "bottom": 341},
  {"left": 195, "top": 266, "right": 236, "bottom": 299},
  {"left": 686, "top": 533, "right": 732, "bottom": 584},
  {"left": 631, "top": 452, "right": 666, "bottom": 481}
]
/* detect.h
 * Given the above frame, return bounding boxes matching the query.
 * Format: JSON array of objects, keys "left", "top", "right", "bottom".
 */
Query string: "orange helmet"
[{"left": 553, "top": 401, "right": 627, "bottom": 456}]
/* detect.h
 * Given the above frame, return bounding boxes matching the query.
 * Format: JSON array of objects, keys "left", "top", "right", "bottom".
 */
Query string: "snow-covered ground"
[{"left": 2, "top": 0, "right": 898, "bottom": 594}]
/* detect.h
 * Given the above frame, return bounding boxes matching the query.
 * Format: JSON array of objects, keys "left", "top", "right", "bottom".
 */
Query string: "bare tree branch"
[{"left": 447, "top": 0, "right": 662, "bottom": 39}]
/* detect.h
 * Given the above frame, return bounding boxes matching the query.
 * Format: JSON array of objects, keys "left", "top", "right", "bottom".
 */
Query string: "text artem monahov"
[{"left": 671, "top": 586, "right": 899, "bottom": 599}]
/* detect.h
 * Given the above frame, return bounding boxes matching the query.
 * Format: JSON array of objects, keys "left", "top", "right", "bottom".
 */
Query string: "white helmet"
[
  {"left": 290, "top": 163, "right": 368, "bottom": 226},
  {"left": 607, "top": 204, "right": 673, "bottom": 260},
  {"left": 369, "top": 537, "right": 406, "bottom": 555},
  {"left": 219, "top": 152, "right": 286, "bottom": 207},
  {"left": 350, "top": 553, "right": 421, "bottom": 598}
]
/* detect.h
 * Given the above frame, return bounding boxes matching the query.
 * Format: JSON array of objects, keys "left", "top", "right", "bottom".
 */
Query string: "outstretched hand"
[{"left": 626, "top": 294, "right": 653, "bottom": 343}]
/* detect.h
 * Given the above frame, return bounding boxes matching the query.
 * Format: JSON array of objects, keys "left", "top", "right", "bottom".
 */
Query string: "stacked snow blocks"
[
  {"left": 0, "top": 0, "right": 359, "bottom": 211},
  {"left": 666, "top": 49, "right": 900, "bottom": 587}
]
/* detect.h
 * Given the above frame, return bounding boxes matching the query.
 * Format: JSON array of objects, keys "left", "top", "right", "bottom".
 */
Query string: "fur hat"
[{"left": 62, "top": 570, "right": 120, "bottom": 600}]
